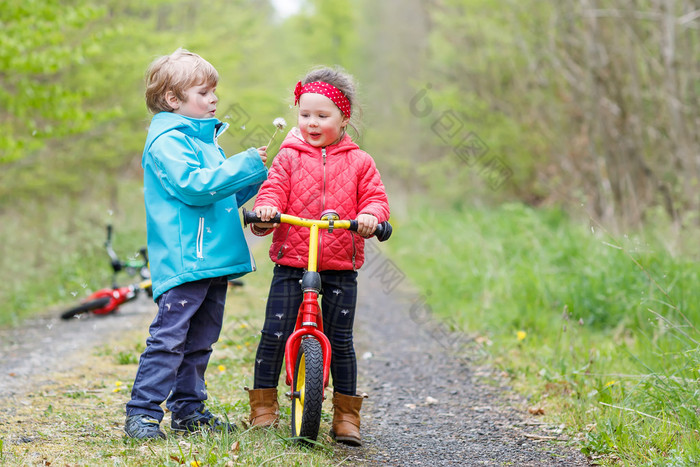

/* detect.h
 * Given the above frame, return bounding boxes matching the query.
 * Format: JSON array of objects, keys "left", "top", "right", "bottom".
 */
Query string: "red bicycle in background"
[
  {"left": 59, "top": 225, "right": 152, "bottom": 320},
  {"left": 243, "top": 208, "right": 392, "bottom": 444}
]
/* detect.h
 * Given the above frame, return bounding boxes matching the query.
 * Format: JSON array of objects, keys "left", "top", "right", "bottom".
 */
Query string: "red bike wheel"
[
  {"left": 291, "top": 337, "right": 325, "bottom": 444},
  {"left": 60, "top": 297, "right": 111, "bottom": 320}
]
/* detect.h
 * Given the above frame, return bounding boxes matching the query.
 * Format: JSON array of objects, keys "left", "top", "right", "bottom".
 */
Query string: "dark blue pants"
[
  {"left": 253, "top": 265, "right": 359, "bottom": 395},
  {"left": 126, "top": 277, "right": 227, "bottom": 421}
]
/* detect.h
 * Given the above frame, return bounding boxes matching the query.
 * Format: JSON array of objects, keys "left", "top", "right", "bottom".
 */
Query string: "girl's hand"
[
  {"left": 257, "top": 146, "right": 268, "bottom": 164},
  {"left": 356, "top": 213, "right": 378, "bottom": 237},
  {"left": 254, "top": 205, "right": 279, "bottom": 228}
]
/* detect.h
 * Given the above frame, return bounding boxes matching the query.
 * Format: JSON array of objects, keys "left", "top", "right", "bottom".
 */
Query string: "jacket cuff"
[
  {"left": 250, "top": 224, "right": 272, "bottom": 236},
  {"left": 359, "top": 211, "right": 384, "bottom": 222}
]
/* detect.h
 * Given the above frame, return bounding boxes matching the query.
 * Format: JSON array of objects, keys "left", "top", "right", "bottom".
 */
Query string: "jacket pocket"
[{"left": 197, "top": 217, "right": 205, "bottom": 259}]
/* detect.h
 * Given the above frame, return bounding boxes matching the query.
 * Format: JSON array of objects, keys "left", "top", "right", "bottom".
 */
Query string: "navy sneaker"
[
  {"left": 124, "top": 414, "right": 166, "bottom": 440},
  {"left": 171, "top": 407, "right": 236, "bottom": 433}
]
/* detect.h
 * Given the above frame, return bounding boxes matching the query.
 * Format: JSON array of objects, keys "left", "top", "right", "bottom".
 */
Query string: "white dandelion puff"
[
  {"left": 273, "top": 117, "right": 287, "bottom": 129},
  {"left": 266, "top": 117, "right": 287, "bottom": 149}
]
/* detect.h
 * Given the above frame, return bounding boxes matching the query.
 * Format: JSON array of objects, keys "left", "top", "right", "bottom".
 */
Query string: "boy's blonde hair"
[{"left": 145, "top": 48, "right": 219, "bottom": 114}]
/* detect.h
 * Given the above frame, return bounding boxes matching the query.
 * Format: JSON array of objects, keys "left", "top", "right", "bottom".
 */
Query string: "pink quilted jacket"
[{"left": 252, "top": 127, "right": 390, "bottom": 271}]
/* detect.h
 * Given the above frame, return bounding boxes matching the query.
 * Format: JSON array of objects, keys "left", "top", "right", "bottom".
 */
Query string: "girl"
[{"left": 246, "top": 66, "right": 390, "bottom": 446}]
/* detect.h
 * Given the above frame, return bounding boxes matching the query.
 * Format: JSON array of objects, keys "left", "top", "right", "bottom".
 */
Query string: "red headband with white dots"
[{"left": 294, "top": 81, "right": 352, "bottom": 118}]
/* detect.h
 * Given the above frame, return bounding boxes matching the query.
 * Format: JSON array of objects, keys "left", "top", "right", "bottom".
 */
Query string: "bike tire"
[
  {"left": 60, "top": 297, "right": 111, "bottom": 320},
  {"left": 291, "top": 337, "right": 324, "bottom": 444}
]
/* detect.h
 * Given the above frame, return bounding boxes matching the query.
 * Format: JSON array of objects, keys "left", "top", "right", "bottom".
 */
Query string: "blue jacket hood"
[{"left": 142, "top": 112, "right": 227, "bottom": 165}]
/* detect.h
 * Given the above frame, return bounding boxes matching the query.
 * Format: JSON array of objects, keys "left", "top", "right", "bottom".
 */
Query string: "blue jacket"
[{"left": 141, "top": 112, "right": 268, "bottom": 300}]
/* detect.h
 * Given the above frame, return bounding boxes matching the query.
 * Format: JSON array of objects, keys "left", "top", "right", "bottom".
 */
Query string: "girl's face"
[
  {"left": 168, "top": 82, "right": 218, "bottom": 119},
  {"left": 298, "top": 92, "right": 349, "bottom": 148}
]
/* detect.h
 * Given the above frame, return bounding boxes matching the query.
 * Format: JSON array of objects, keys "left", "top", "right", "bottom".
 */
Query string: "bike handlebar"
[
  {"left": 242, "top": 208, "right": 393, "bottom": 242},
  {"left": 104, "top": 225, "right": 150, "bottom": 275},
  {"left": 105, "top": 224, "right": 123, "bottom": 273}
]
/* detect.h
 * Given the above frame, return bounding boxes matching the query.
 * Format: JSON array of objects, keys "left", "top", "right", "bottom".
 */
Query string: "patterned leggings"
[{"left": 253, "top": 264, "right": 359, "bottom": 395}]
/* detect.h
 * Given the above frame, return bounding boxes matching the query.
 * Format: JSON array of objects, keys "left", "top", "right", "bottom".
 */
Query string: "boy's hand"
[
  {"left": 257, "top": 146, "right": 268, "bottom": 164},
  {"left": 356, "top": 213, "right": 378, "bottom": 237},
  {"left": 254, "top": 205, "right": 279, "bottom": 228}
]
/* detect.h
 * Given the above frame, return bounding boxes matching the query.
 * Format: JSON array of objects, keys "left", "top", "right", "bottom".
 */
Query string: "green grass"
[
  {"left": 0, "top": 246, "right": 343, "bottom": 466},
  {"left": 386, "top": 201, "right": 700, "bottom": 466},
  {"left": 0, "top": 179, "right": 148, "bottom": 327},
  {"left": 3, "top": 184, "right": 699, "bottom": 465}
]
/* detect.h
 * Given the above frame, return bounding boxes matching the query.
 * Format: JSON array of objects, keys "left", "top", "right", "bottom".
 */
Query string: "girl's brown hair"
[{"left": 301, "top": 65, "right": 362, "bottom": 137}]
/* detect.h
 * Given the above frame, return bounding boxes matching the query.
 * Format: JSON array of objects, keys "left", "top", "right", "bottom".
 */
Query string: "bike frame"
[
  {"left": 61, "top": 225, "right": 152, "bottom": 319},
  {"left": 243, "top": 209, "right": 391, "bottom": 390},
  {"left": 243, "top": 208, "right": 391, "bottom": 441},
  {"left": 279, "top": 214, "right": 352, "bottom": 389},
  {"left": 93, "top": 226, "right": 151, "bottom": 314},
  {"left": 87, "top": 278, "right": 152, "bottom": 316}
]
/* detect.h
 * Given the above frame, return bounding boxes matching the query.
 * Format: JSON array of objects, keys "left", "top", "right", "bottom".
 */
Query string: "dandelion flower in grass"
[
  {"left": 604, "top": 380, "right": 617, "bottom": 388},
  {"left": 218, "top": 364, "right": 226, "bottom": 373},
  {"left": 516, "top": 330, "right": 527, "bottom": 341},
  {"left": 266, "top": 117, "right": 288, "bottom": 149}
]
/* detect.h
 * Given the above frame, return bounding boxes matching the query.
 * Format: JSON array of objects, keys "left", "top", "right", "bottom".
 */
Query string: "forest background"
[{"left": 1, "top": 0, "right": 699, "bottom": 464}]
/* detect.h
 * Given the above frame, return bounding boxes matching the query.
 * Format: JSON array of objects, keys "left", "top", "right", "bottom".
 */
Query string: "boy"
[{"left": 124, "top": 48, "right": 268, "bottom": 439}]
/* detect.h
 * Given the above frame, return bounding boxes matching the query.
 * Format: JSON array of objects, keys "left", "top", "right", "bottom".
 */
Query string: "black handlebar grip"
[
  {"left": 374, "top": 221, "right": 393, "bottom": 242},
  {"left": 140, "top": 247, "right": 149, "bottom": 263},
  {"left": 348, "top": 220, "right": 393, "bottom": 242},
  {"left": 242, "top": 208, "right": 281, "bottom": 226}
]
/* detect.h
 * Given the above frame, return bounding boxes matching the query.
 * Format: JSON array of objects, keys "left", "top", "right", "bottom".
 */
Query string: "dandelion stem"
[{"left": 265, "top": 128, "right": 280, "bottom": 149}]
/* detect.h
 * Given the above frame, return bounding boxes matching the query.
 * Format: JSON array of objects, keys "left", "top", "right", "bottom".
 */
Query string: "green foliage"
[
  {"left": 0, "top": 0, "right": 283, "bottom": 200},
  {"left": 2, "top": 1, "right": 699, "bottom": 464},
  {"left": 0, "top": 179, "right": 147, "bottom": 327},
  {"left": 388, "top": 199, "right": 700, "bottom": 464},
  {"left": 0, "top": 0, "right": 109, "bottom": 163},
  {"left": 391, "top": 202, "right": 700, "bottom": 332},
  {"left": 284, "top": 0, "right": 359, "bottom": 67}
]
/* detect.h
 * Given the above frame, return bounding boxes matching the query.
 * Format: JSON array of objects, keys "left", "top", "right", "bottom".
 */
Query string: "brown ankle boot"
[
  {"left": 330, "top": 392, "right": 366, "bottom": 446},
  {"left": 245, "top": 387, "right": 279, "bottom": 428}
]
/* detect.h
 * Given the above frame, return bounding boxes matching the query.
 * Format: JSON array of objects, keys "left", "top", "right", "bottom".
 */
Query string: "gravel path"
[
  {"left": 0, "top": 298, "right": 156, "bottom": 400},
  {"left": 336, "top": 245, "right": 590, "bottom": 466},
  {"left": 0, "top": 242, "right": 590, "bottom": 466}
]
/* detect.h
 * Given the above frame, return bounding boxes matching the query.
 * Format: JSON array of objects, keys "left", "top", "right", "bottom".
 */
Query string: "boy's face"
[{"left": 168, "top": 82, "right": 218, "bottom": 119}]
